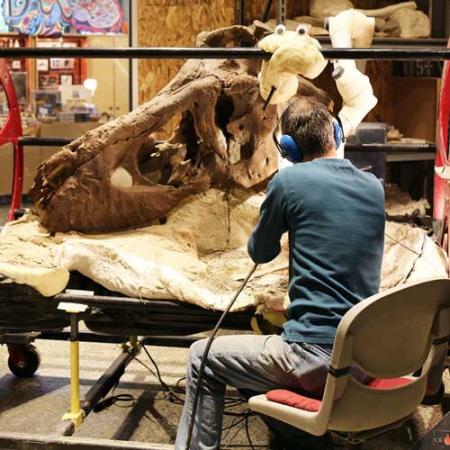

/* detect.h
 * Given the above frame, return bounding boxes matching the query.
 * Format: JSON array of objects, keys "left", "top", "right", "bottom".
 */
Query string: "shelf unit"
[
  {"left": 346, "top": 143, "right": 437, "bottom": 162},
  {"left": 318, "top": 37, "right": 448, "bottom": 47},
  {"left": 259, "top": 0, "right": 447, "bottom": 170},
  {"left": 319, "top": 28, "right": 443, "bottom": 166}
]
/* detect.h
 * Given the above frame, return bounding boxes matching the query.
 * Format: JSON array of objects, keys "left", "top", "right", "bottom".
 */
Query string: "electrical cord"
[
  {"left": 176, "top": 377, "right": 186, "bottom": 392},
  {"left": 93, "top": 393, "right": 136, "bottom": 412},
  {"left": 384, "top": 231, "right": 422, "bottom": 257},
  {"left": 133, "top": 353, "right": 186, "bottom": 404},
  {"left": 245, "top": 413, "right": 257, "bottom": 450},
  {"left": 134, "top": 345, "right": 250, "bottom": 421},
  {"left": 141, "top": 342, "right": 186, "bottom": 403},
  {"left": 222, "top": 413, "right": 256, "bottom": 449},
  {"left": 136, "top": 343, "right": 248, "bottom": 407},
  {"left": 184, "top": 263, "right": 259, "bottom": 450},
  {"left": 384, "top": 229, "right": 440, "bottom": 272}
]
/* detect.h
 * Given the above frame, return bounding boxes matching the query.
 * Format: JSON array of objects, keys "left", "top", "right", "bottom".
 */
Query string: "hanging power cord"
[
  {"left": 184, "top": 263, "right": 259, "bottom": 450},
  {"left": 220, "top": 409, "right": 257, "bottom": 450},
  {"left": 126, "top": 266, "right": 258, "bottom": 449},
  {"left": 384, "top": 229, "right": 440, "bottom": 272},
  {"left": 244, "top": 413, "right": 257, "bottom": 450},
  {"left": 93, "top": 393, "right": 136, "bottom": 412},
  {"left": 384, "top": 231, "right": 423, "bottom": 257},
  {"left": 93, "top": 376, "right": 136, "bottom": 413},
  {"left": 133, "top": 350, "right": 185, "bottom": 403},
  {"left": 133, "top": 347, "right": 250, "bottom": 422},
  {"left": 135, "top": 342, "right": 248, "bottom": 411}
]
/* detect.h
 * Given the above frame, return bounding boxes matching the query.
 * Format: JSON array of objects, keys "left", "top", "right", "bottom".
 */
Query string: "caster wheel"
[{"left": 8, "top": 344, "right": 41, "bottom": 377}]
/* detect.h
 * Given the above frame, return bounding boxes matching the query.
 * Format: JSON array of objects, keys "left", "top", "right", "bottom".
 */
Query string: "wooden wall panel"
[
  {"left": 245, "top": 1, "right": 308, "bottom": 23},
  {"left": 136, "top": 0, "right": 434, "bottom": 138},
  {"left": 385, "top": 77, "right": 439, "bottom": 141},
  {"left": 137, "top": 0, "right": 235, "bottom": 105}
]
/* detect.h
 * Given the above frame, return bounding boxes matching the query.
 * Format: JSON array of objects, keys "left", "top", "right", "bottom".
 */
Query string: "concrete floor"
[
  {"left": 0, "top": 204, "right": 448, "bottom": 449},
  {"left": 2, "top": 336, "right": 447, "bottom": 450},
  {"left": 0, "top": 335, "right": 275, "bottom": 449}
]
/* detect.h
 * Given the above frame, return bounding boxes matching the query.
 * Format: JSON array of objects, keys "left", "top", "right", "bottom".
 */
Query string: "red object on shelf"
[
  {"left": 435, "top": 38, "right": 450, "bottom": 263},
  {"left": 434, "top": 40, "right": 450, "bottom": 220},
  {"left": 0, "top": 59, "right": 24, "bottom": 221}
]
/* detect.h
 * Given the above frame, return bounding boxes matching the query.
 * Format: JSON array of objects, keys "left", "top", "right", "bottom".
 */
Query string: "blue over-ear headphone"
[{"left": 275, "top": 117, "right": 345, "bottom": 163}]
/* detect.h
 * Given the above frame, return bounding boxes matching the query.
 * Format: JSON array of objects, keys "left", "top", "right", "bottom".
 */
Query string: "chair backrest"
[{"left": 323, "top": 278, "right": 450, "bottom": 432}]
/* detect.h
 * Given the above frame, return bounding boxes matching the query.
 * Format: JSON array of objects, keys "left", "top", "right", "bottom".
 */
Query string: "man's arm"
[{"left": 248, "top": 175, "right": 288, "bottom": 264}]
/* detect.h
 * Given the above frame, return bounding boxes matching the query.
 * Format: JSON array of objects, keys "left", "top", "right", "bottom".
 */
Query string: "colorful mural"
[
  {"left": 72, "top": 0, "right": 124, "bottom": 34},
  {"left": 3, "top": 0, "right": 72, "bottom": 36},
  {"left": 1, "top": 0, "right": 127, "bottom": 36}
]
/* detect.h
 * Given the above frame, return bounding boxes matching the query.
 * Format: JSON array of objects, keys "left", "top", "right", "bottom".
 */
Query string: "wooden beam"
[{"left": 0, "top": 433, "right": 173, "bottom": 450}]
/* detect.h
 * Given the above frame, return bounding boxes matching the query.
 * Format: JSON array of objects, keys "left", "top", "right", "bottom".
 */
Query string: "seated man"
[{"left": 175, "top": 97, "right": 386, "bottom": 450}]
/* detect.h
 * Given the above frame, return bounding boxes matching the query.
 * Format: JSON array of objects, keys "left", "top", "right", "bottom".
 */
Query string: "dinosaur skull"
[{"left": 30, "top": 22, "right": 331, "bottom": 234}]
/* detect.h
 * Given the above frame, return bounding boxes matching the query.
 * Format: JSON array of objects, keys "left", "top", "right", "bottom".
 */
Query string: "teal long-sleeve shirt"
[{"left": 248, "top": 158, "right": 385, "bottom": 345}]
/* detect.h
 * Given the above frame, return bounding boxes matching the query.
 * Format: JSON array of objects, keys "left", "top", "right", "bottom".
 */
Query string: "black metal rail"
[
  {"left": 55, "top": 293, "right": 248, "bottom": 316},
  {"left": 19, "top": 136, "right": 72, "bottom": 146},
  {"left": 37, "top": 330, "right": 202, "bottom": 348},
  {"left": 37, "top": 331, "right": 201, "bottom": 348},
  {"left": 80, "top": 349, "right": 136, "bottom": 423},
  {"left": 17, "top": 137, "right": 437, "bottom": 155},
  {"left": 1, "top": 47, "right": 450, "bottom": 60}
]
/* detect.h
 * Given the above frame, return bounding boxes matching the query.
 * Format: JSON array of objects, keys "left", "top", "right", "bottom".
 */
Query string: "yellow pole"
[
  {"left": 129, "top": 336, "right": 138, "bottom": 349},
  {"left": 62, "top": 313, "right": 84, "bottom": 428},
  {"left": 70, "top": 340, "right": 81, "bottom": 416}
]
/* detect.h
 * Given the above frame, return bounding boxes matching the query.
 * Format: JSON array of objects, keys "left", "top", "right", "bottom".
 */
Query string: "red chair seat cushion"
[
  {"left": 266, "top": 390, "right": 322, "bottom": 412},
  {"left": 367, "top": 377, "right": 412, "bottom": 389},
  {"left": 266, "top": 377, "right": 412, "bottom": 412}
]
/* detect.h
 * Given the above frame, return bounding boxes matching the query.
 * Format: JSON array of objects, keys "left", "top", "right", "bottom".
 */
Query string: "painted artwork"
[
  {"left": 3, "top": 0, "right": 73, "bottom": 36},
  {"left": 37, "top": 59, "right": 49, "bottom": 71},
  {"left": 0, "top": 1, "right": 8, "bottom": 32},
  {"left": 50, "top": 57, "right": 74, "bottom": 69},
  {"left": 60, "top": 74, "right": 72, "bottom": 85},
  {"left": 1, "top": 0, "right": 127, "bottom": 36},
  {"left": 71, "top": 0, "right": 124, "bottom": 34},
  {"left": 39, "top": 73, "right": 59, "bottom": 89}
]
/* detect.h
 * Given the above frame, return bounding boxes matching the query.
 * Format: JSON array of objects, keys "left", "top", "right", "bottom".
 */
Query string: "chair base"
[
  {"left": 330, "top": 416, "right": 411, "bottom": 445},
  {"left": 269, "top": 430, "right": 333, "bottom": 450}
]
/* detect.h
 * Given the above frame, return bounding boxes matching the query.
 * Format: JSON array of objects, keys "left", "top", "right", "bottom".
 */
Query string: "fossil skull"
[{"left": 30, "top": 22, "right": 332, "bottom": 233}]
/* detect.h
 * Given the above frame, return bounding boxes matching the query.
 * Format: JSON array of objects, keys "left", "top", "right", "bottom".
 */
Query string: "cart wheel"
[{"left": 8, "top": 344, "right": 41, "bottom": 377}]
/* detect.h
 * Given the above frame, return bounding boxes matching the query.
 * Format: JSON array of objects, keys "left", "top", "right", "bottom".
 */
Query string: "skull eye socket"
[
  {"left": 296, "top": 24, "right": 309, "bottom": 35},
  {"left": 275, "top": 24, "right": 286, "bottom": 35}
]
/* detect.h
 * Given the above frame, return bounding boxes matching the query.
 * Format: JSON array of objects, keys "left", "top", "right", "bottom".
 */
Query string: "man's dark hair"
[{"left": 281, "top": 97, "right": 335, "bottom": 159}]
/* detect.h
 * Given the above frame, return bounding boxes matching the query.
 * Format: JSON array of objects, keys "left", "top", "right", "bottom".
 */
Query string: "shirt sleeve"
[{"left": 247, "top": 175, "right": 289, "bottom": 264}]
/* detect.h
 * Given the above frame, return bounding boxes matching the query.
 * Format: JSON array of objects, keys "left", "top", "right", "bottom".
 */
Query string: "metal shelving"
[
  {"left": 346, "top": 143, "right": 437, "bottom": 162},
  {"left": 318, "top": 37, "right": 448, "bottom": 47}
]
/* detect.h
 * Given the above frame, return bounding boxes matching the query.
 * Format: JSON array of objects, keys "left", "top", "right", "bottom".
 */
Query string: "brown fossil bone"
[
  {"left": 310, "top": 0, "right": 418, "bottom": 19},
  {"left": 30, "top": 22, "right": 331, "bottom": 234}
]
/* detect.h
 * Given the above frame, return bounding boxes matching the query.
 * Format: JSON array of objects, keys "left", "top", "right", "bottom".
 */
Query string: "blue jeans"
[{"left": 175, "top": 334, "right": 334, "bottom": 450}]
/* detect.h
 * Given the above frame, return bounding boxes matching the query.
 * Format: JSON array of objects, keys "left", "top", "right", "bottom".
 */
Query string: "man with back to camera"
[{"left": 174, "top": 96, "right": 386, "bottom": 450}]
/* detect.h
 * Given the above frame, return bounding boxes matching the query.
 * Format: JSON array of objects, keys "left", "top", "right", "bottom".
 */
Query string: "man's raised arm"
[{"left": 247, "top": 175, "right": 288, "bottom": 264}]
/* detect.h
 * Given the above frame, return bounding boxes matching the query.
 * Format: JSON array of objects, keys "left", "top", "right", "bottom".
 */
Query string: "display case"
[{"left": 35, "top": 36, "right": 86, "bottom": 92}]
